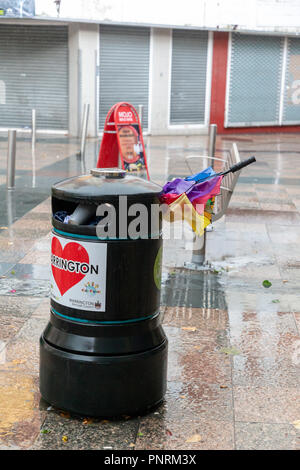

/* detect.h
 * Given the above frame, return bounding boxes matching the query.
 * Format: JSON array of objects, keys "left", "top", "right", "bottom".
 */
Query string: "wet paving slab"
[
  {"left": 0, "top": 236, "right": 35, "bottom": 264},
  {"left": 0, "top": 134, "right": 300, "bottom": 450},
  {"left": 161, "top": 269, "right": 228, "bottom": 310},
  {"left": 4, "top": 264, "right": 50, "bottom": 281},
  {"left": 135, "top": 410, "right": 235, "bottom": 450},
  {"left": 0, "top": 278, "right": 50, "bottom": 297},
  {"left": 32, "top": 411, "right": 140, "bottom": 451},
  {"left": 0, "top": 371, "right": 43, "bottom": 449},
  {"left": 234, "top": 422, "right": 299, "bottom": 450},
  {"left": 232, "top": 355, "right": 300, "bottom": 389},
  {"left": 226, "top": 207, "right": 300, "bottom": 225}
]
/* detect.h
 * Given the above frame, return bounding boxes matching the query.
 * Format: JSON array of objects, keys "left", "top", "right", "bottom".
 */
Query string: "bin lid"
[{"left": 52, "top": 168, "right": 162, "bottom": 203}]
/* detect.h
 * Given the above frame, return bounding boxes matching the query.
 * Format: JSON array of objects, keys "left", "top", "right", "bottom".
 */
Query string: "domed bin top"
[
  {"left": 52, "top": 168, "right": 162, "bottom": 204},
  {"left": 51, "top": 168, "right": 163, "bottom": 238}
]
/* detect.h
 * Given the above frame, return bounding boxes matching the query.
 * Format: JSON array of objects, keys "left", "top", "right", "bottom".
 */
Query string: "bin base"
[{"left": 39, "top": 335, "right": 168, "bottom": 418}]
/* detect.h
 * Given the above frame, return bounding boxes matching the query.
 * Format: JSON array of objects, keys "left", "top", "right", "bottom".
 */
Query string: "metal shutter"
[
  {"left": 170, "top": 30, "right": 208, "bottom": 125},
  {"left": 282, "top": 37, "right": 300, "bottom": 124},
  {"left": 0, "top": 25, "right": 68, "bottom": 130},
  {"left": 226, "top": 34, "right": 284, "bottom": 127},
  {"left": 99, "top": 25, "right": 150, "bottom": 131}
]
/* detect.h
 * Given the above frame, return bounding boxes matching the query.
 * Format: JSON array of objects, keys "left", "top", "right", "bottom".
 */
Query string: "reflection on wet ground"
[{"left": 0, "top": 133, "right": 299, "bottom": 450}]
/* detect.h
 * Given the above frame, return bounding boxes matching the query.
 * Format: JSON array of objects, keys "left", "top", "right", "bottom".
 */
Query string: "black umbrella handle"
[
  {"left": 190, "top": 156, "right": 256, "bottom": 185},
  {"left": 224, "top": 156, "right": 256, "bottom": 175}
]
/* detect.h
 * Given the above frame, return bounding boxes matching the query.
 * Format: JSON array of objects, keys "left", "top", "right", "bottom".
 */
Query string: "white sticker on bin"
[{"left": 50, "top": 233, "right": 107, "bottom": 312}]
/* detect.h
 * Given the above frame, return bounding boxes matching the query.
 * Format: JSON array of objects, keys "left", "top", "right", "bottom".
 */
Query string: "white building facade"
[{"left": 0, "top": 0, "right": 300, "bottom": 136}]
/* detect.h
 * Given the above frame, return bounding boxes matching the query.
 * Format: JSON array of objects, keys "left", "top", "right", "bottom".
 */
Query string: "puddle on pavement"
[
  {"left": 0, "top": 278, "right": 49, "bottom": 297},
  {"left": 0, "top": 372, "right": 38, "bottom": 447},
  {"left": 209, "top": 255, "right": 273, "bottom": 271},
  {"left": 5, "top": 264, "right": 50, "bottom": 281},
  {"left": 161, "top": 268, "right": 227, "bottom": 310}
]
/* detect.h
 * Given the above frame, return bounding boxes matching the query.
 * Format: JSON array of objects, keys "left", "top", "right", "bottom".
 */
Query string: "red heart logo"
[{"left": 51, "top": 237, "right": 89, "bottom": 296}]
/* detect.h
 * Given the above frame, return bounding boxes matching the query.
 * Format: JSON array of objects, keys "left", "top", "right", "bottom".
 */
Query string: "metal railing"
[
  {"left": 212, "top": 142, "right": 241, "bottom": 222},
  {"left": 184, "top": 135, "right": 242, "bottom": 267}
]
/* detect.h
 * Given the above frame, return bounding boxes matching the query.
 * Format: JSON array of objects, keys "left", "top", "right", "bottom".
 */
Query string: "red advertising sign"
[{"left": 97, "top": 102, "right": 149, "bottom": 180}]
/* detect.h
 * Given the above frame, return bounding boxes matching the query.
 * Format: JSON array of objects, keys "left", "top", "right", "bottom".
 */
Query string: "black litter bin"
[{"left": 39, "top": 168, "right": 167, "bottom": 417}]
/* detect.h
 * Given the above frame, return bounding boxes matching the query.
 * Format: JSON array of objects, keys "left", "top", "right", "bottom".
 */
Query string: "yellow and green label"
[{"left": 153, "top": 246, "right": 163, "bottom": 290}]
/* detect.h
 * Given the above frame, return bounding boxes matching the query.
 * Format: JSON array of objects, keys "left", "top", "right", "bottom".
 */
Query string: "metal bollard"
[
  {"left": 191, "top": 230, "right": 206, "bottom": 265},
  {"left": 79, "top": 103, "right": 90, "bottom": 159},
  {"left": 31, "top": 109, "right": 36, "bottom": 155},
  {"left": 31, "top": 109, "right": 36, "bottom": 187},
  {"left": 208, "top": 124, "right": 217, "bottom": 169},
  {"left": 6, "top": 130, "right": 17, "bottom": 190},
  {"left": 138, "top": 104, "right": 143, "bottom": 125}
]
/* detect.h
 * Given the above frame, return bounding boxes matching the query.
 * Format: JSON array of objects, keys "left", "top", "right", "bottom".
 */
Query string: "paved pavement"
[{"left": 0, "top": 133, "right": 299, "bottom": 450}]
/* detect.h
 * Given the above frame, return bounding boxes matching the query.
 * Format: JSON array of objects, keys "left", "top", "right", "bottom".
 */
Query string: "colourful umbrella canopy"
[
  {"left": 159, "top": 157, "right": 256, "bottom": 237},
  {"left": 159, "top": 167, "right": 223, "bottom": 236}
]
